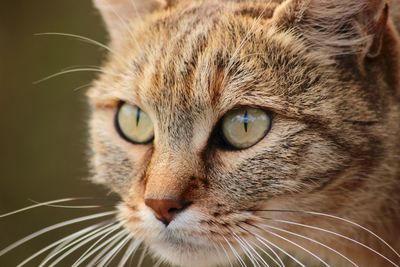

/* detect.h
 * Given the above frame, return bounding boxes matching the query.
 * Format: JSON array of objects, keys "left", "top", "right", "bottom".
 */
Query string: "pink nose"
[{"left": 144, "top": 198, "right": 188, "bottom": 226}]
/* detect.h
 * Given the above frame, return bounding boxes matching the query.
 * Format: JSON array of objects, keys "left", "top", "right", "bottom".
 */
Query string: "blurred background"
[{"left": 0, "top": 1, "right": 154, "bottom": 266}]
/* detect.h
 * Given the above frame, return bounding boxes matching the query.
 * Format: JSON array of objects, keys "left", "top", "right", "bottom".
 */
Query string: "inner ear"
[{"left": 93, "top": 0, "right": 169, "bottom": 39}]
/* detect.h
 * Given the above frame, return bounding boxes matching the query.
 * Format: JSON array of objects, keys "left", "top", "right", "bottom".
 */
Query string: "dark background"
[{"left": 0, "top": 1, "right": 155, "bottom": 266}]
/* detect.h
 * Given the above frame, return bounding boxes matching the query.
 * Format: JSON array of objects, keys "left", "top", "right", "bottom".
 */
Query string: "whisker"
[
  {"left": 29, "top": 199, "right": 101, "bottom": 209},
  {"left": 249, "top": 223, "right": 330, "bottom": 267},
  {"left": 72, "top": 222, "right": 124, "bottom": 266},
  {"left": 117, "top": 240, "right": 141, "bottom": 267},
  {"left": 40, "top": 221, "right": 119, "bottom": 267},
  {"left": 232, "top": 232, "right": 261, "bottom": 267},
  {"left": 136, "top": 245, "right": 148, "bottom": 267},
  {"left": 73, "top": 82, "right": 93, "bottom": 92},
  {"left": 223, "top": 235, "right": 248, "bottom": 267},
  {"left": 97, "top": 233, "right": 131, "bottom": 267},
  {"left": 100, "top": 0, "right": 141, "bottom": 49},
  {"left": 251, "top": 209, "right": 400, "bottom": 259},
  {"left": 246, "top": 237, "right": 283, "bottom": 267},
  {"left": 43, "top": 216, "right": 115, "bottom": 265},
  {"left": 45, "top": 239, "right": 73, "bottom": 263},
  {"left": 261, "top": 223, "right": 359, "bottom": 267},
  {"left": 128, "top": 0, "right": 143, "bottom": 21},
  {"left": 33, "top": 67, "right": 120, "bottom": 84},
  {"left": 0, "top": 211, "right": 117, "bottom": 257},
  {"left": 16, "top": 221, "right": 109, "bottom": 267},
  {"left": 213, "top": 241, "right": 235, "bottom": 267},
  {"left": 59, "top": 64, "right": 103, "bottom": 71},
  {"left": 34, "top": 32, "right": 129, "bottom": 66},
  {"left": 243, "top": 224, "right": 305, "bottom": 267},
  {"left": 238, "top": 225, "right": 285, "bottom": 267},
  {"left": 0, "top": 197, "right": 93, "bottom": 218},
  {"left": 237, "top": 234, "right": 271, "bottom": 267},
  {"left": 153, "top": 258, "right": 164, "bottom": 267},
  {"left": 210, "top": 221, "right": 247, "bottom": 267},
  {"left": 86, "top": 229, "right": 128, "bottom": 267},
  {"left": 264, "top": 217, "right": 397, "bottom": 266}
]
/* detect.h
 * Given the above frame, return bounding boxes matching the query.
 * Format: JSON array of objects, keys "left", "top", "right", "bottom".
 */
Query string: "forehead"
[
  {"left": 89, "top": 0, "right": 333, "bottom": 144},
  {"left": 129, "top": 1, "right": 300, "bottom": 110}
]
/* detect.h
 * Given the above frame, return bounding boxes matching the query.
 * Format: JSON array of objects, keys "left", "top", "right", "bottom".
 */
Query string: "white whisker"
[
  {"left": 0, "top": 197, "right": 92, "bottom": 218},
  {"left": 232, "top": 232, "right": 260, "bottom": 267},
  {"left": 255, "top": 209, "right": 400, "bottom": 259},
  {"left": 73, "top": 82, "right": 93, "bottom": 92},
  {"left": 269, "top": 218, "right": 397, "bottom": 266},
  {"left": 238, "top": 224, "right": 285, "bottom": 267},
  {"left": 29, "top": 199, "right": 101, "bottom": 209},
  {"left": 34, "top": 32, "right": 129, "bottom": 66},
  {"left": 256, "top": 224, "right": 330, "bottom": 267},
  {"left": 118, "top": 240, "right": 141, "bottom": 267},
  {"left": 41, "top": 222, "right": 118, "bottom": 267},
  {"left": 216, "top": 241, "right": 234, "bottom": 267},
  {"left": 97, "top": 233, "right": 131, "bottom": 267},
  {"left": 128, "top": 0, "right": 143, "bottom": 21},
  {"left": 86, "top": 229, "right": 128, "bottom": 267},
  {"left": 101, "top": 0, "right": 141, "bottom": 48},
  {"left": 261, "top": 223, "right": 361, "bottom": 267},
  {"left": 72, "top": 222, "right": 124, "bottom": 266},
  {"left": 33, "top": 68, "right": 120, "bottom": 84},
  {"left": 16, "top": 221, "right": 108, "bottom": 267},
  {"left": 238, "top": 234, "right": 271, "bottom": 267},
  {"left": 136, "top": 245, "right": 148, "bottom": 267},
  {"left": 153, "top": 258, "right": 164, "bottom": 267},
  {"left": 244, "top": 225, "right": 305, "bottom": 267},
  {"left": 223, "top": 235, "right": 247, "bottom": 267},
  {"left": 0, "top": 211, "right": 117, "bottom": 257},
  {"left": 211, "top": 221, "right": 247, "bottom": 267},
  {"left": 248, "top": 238, "right": 284, "bottom": 267}
]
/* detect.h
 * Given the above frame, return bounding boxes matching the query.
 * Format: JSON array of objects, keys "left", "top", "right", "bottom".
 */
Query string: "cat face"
[{"left": 88, "top": 0, "right": 400, "bottom": 266}]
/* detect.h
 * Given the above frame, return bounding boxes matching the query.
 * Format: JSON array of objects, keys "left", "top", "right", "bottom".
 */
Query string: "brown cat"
[{"left": 86, "top": 0, "right": 400, "bottom": 266}]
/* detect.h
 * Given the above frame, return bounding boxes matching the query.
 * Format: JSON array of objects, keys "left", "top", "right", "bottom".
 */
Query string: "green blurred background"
[{"left": 0, "top": 1, "right": 157, "bottom": 266}]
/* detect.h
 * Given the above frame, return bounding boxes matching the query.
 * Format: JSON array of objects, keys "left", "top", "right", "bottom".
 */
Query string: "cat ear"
[
  {"left": 274, "top": 0, "right": 389, "bottom": 58},
  {"left": 93, "top": 0, "right": 168, "bottom": 38}
]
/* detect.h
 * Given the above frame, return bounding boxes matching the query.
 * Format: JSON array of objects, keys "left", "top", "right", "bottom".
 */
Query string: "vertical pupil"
[
  {"left": 243, "top": 110, "right": 249, "bottom": 132},
  {"left": 136, "top": 108, "right": 141, "bottom": 126}
]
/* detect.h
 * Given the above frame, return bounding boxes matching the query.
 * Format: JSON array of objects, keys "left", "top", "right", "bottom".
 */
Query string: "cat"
[
  {"left": 85, "top": 0, "right": 400, "bottom": 266},
  {"left": 2, "top": 0, "right": 398, "bottom": 266}
]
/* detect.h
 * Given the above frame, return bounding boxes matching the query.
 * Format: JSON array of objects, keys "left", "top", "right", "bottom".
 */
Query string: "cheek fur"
[{"left": 89, "top": 109, "right": 152, "bottom": 195}]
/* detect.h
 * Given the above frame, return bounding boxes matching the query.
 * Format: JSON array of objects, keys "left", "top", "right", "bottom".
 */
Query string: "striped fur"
[{"left": 88, "top": 0, "right": 400, "bottom": 266}]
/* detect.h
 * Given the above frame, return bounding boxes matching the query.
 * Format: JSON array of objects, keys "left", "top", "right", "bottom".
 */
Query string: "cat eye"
[
  {"left": 221, "top": 107, "right": 271, "bottom": 149},
  {"left": 116, "top": 103, "right": 154, "bottom": 144}
]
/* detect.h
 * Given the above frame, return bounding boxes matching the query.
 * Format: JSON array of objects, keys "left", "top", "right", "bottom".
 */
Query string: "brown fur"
[{"left": 88, "top": 0, "right": 400, "bottom": 266}]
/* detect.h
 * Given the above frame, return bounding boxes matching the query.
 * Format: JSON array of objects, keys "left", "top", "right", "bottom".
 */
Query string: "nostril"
[
  {"left": 168, "top": 207, "right": 179, "bottom": 214},
  {"left": 144, "top": 198, "right": 190, "bottom": 226}
]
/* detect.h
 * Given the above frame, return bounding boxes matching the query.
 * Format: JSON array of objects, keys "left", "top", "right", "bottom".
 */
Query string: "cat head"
[{"left": 88, "top": 0, "right": 399, "bottom": 266}]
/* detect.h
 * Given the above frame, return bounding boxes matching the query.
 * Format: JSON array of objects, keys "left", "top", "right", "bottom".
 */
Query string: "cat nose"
[{"left": 144, "top": 198, "right": 188, "bottom": 226}]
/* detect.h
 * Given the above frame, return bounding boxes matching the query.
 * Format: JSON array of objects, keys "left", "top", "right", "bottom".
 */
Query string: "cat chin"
[{"left": 148, "top": 240, "right": 228, "bottom": 267}]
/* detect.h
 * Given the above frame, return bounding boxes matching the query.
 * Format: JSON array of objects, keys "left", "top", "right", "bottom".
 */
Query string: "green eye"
[
  {"left": 116, "top": 103, "right": 154, "bottom": 144},
  {"left": 221, "top": 107, "right": 271, "bottom": 149}
]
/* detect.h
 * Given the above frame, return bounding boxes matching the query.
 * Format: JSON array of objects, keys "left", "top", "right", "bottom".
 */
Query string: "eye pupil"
[
  {"left": 136, "top": 108, "right": 141, "bottom": 126},
  {"left": 243, "top": 110, "right": 249, "bottom": 133}
]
